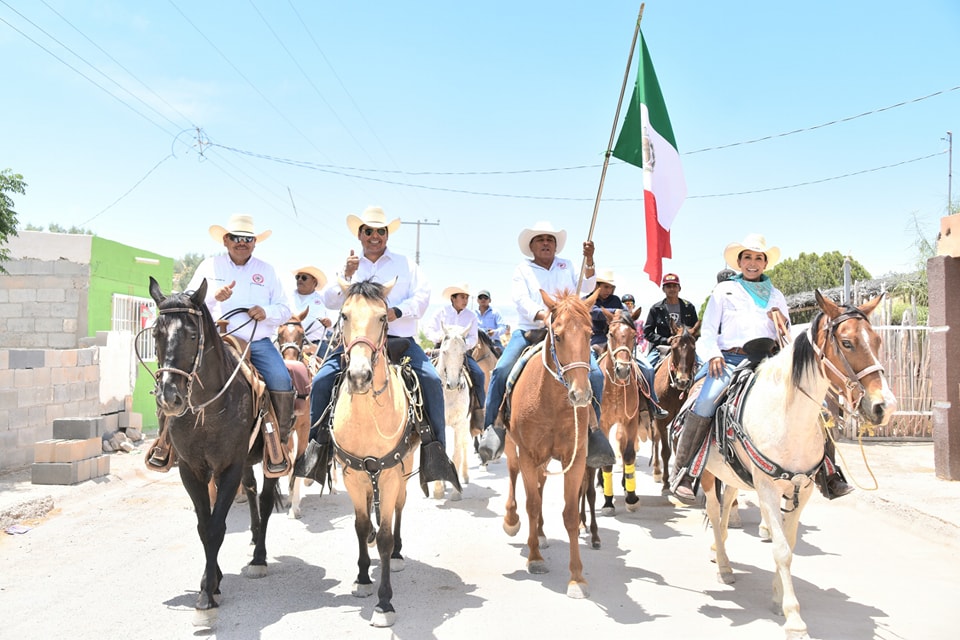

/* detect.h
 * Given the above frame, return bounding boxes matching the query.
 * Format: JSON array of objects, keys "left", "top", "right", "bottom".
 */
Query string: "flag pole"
[{"left": 577, "top": 2, "right": 645, "bottom": 294}]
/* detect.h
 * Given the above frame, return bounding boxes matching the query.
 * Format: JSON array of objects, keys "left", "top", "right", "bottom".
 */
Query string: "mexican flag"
[{"left": 612, "top": 30, "right": 686, "bottom": 285}]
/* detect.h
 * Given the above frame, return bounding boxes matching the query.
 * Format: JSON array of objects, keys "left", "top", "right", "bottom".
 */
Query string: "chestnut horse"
[
  {"left": 502, "top": 289, "right": 597, "bottom": 598},
  {"left": 650, "top": 320, "right": 700, "bottom": 493},
  {"left": 148, "top": 277, "right": 289, "bottom": 627},
  {"left": 332, "top": 278, "right": 415, "bottom": 628},
  {"left": 697, "top": 292, "right": 896, "bottom": 639}
]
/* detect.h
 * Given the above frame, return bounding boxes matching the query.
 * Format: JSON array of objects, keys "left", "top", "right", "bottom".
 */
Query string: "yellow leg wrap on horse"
[
  {"left": 603, "top": 470, "right": 614, "bottom": 498},
  {"left": 624, "top": 464, "right": 636, "bottom": 493}
]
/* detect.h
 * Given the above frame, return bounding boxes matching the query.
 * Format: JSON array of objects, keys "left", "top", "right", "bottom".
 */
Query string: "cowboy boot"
[
  {"left": 478, "top": 424, "right": 505, "bottom": 464},
  {"left": 670, "top": 412, "right": 713, "bottom": 503},
  {"left": 144, "top": 416, "right": 175, "bottom": 472},
  {"left": 586, "top": 427, "right": 617, "bottom": 468},
  {"left": 293, "top": 428, "right": 333, "bottom": 487},
  {"left": 815, "top": 439, "right": 853, "bottom": 499},
  {"left": 417, "top": 423, "right": 462, "bottom": 496},
  {"left": 263, "top": 390, "right": 295, "bottom": 476}
]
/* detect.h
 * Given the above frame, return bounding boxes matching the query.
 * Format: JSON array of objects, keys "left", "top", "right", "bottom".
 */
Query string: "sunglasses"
[
  {"left": 477, "top": 295, "right": 490, "bottom": 300},
  {"left": 362, "top": 227, "right": 387, "bottom": 237},
  {"left": 296, "top": 274, "right": 313, "bottom": 282},
  {"left": 228, "top": 234, "right": 255, "bottom": 244}
]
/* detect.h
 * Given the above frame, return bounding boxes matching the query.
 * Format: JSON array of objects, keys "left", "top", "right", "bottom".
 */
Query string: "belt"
[{"left": 722, "top": 347, "right": 747, "bottom": 355}]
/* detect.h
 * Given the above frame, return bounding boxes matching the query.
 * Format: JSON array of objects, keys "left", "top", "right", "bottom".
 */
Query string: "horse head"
[
  {"left": 601, "top": 308, "right": 637, "bottom": 382},
  {"left": 542, "top": 288, "right": 596, "bottom": 408},
  {"left": 149, "top": 276, "right": 214, "bottom": 417},
  {"left": 812, "top": 290, "right": 897, "bottom": 426},
  {"left": 339, "top": 276, "right": 396, "bottom": 395},
  {"left": 667, "top": 320, "right": 700, "bottom": 391},
  {"left": 437, "top": 324, "right": 470, "bottom": 390},
  {"left": 277, "top": 307, "right": 310, "bottom": 361}
]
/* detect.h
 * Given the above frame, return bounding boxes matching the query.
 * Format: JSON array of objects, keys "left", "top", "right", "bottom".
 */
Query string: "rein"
[
  {"left": 807, "top": 308, "right": 885, "bottom": 409},
  {"left": 541, "top": 312, "right": 591, "bottom": 389},
  {"left": 599, "top": 338, "right": 641, "bottom": 420}
]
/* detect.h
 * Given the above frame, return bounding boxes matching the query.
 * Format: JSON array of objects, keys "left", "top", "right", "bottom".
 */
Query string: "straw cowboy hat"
[
  {"left": 346, "top": 205, "right": 402, "bottom": 237},
  {"left": 518, "top": 221, "right": 567, "bottom": 258},
  {"left": 292, "top": 265, "right": 327, "bottom": 289},
  {"left": 595, "top": 269, "right": 616, "bottom": 287},
  {"left": 441, "top": 283, "right": 471, "bottom": 299},
  {"left": 208, "top": 214, "right": 272, "bottom": 244},
  {"left": 723, "top": 233, "right": 781, "bottom": 270}
]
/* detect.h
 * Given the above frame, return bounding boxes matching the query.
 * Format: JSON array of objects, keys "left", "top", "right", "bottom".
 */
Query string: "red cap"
[{"left": 661, "top": 273, "right": 681, "bottom": 287}]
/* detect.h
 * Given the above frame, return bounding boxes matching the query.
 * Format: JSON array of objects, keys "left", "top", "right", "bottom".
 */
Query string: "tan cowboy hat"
[
  {"left": 723, "top": 233, "right": 781, "bottom": 270},
  {"left": 518, "top": 221, "right": 567, "bottom": 258},
  {"left": 346, "top": 205, "right": 402, "bottom": 237},
  {"left": 209, "top": 213, "right": 272, "bottom": 244},
  {"left": 441, "top": 283, "right": 470, "bottom": 299},
  {"left": 292, "top": 265, "right": 327, "bottom": 289},
  {"left": 595, "top": 269, "right": 616, "bottom": 287}
]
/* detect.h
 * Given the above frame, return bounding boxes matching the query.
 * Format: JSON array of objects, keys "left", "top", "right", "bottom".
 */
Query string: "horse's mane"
[
  {"left": 611, "top": 308, "right": 637, "bottom": 332},
  {"left": 347, "top": 279, "right": 388, "bottom": 304},
  {"left": 476, "top": 328, "right": 497, "bottom": 350},
  {"left": 551, "top": 289, "right": 591, "bottom": 325}
]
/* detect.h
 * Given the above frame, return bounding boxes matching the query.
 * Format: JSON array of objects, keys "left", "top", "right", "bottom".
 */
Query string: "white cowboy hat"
[
  {"left": 209, "top": 214, "right": 272, "bottom": 244},
  {"left": 292, "top": 265, "right": 327, "bottom": 289},
  {"left": 441, "top": 283, "right": 470, "bottom": 299},
  {"left": 595, "top": 269, "right": 616, "bottom": 287},
  {"left": 723, "top": 233, "right": 781, "bottom": 270},
  {"left": 346, "top": 205, "right": 402, "bottom": 237},
  {"left": 518, "top": 221, "right": 567, "bottom": 258}
]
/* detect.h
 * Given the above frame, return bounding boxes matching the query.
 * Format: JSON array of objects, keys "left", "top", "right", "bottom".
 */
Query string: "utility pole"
[
  {"left": 401, "top": 219, "right": 439, "bottom": 265},
  {"left": 947, "top": 131, "right": 953, "bottom": 213}
]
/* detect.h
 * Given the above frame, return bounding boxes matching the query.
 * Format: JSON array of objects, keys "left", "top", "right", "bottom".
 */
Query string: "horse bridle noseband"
[
  {"left": 543, "top": 312, "right": 592, "bottom": 389},
  {"left": 807, "top": 308, "right": 885, "bottom": 409},
  {"left": 276, "top": 319, "right": 308, "bottom": 357}
]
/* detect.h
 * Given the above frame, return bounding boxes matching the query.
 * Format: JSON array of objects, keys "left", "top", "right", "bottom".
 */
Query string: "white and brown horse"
[
  {"left": 698, "top": 291, "right": 896, "bottom": 639},
  {"left": 432, "top": 324, "right": 472, "bottom": 499}
]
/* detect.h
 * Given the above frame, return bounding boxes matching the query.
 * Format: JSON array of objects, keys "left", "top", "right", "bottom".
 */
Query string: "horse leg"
[
  {"left": 726, "top": 489, "right": 743, "bottom": 529},
  {"left": 586, "top": 468, "right": 599, "bottom": 550},
  {"left": 657, "top": 418, "right": 672, "bottom": 495},
  {"left": 371, "top": 484, "right": 400, "bottom": 628},
  {"left": 600, "top": 464, "right": 616, "bottom": 516},
  {"left": 502, "top": 440, "right": 521, "bottom": 537},
  {"left": 702, "top": 471, "right": 735, "bottom": 585},
  {"left": 651, "top": 422, "right": 662, "bottom": 483},
  {"left": 622, "top": 418, "right": 640, "bottom": 513},
  {"left": 349, "top": 483, "right": 376, "bottom": 599},
  {"left": 246, "top": 475, "right": 279, "bottom": 578},
  {"left": 564, "top": 461, "right": 589, "bottom": 598},
  {"left": 761, "top": 480, "right": 812, "bottom": 639},
  {"left": 520, "top": 455, "right": 548, "bottom": 574},
  {"left": 241, "top": 466, "right": 261, "bottom": 546}
]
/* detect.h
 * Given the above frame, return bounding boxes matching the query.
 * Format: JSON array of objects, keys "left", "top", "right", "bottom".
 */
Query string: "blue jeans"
[
  {"left": 691, "top": 352, "right": 746, "bottom": 417},
  {"left": 484, "top": 330, "right": 603, "bottom": 428},
  {"left": 309, "top": 337, "right": 447, "bottom": 446},
  {"left": 465, "top": 354, "right": 485, "bottom": 407},
  {"left": 635, "top": 351, "right": 660, "bottom": 404},
  {"left": 249, "top": 338, "right": 293, "bottom": 391}
]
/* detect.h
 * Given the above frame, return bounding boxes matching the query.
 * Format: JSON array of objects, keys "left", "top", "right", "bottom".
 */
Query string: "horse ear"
[
  {"left": 539, "top": 288, "right": 558, "bottom": 310},
  {"left": 631, "top": 306, "right": 643, "bottom": 322},
  {"left": 148, "top": 276, "right": 165, "bottom": 304},
  {"left": 381, "top": 276, "right": 398, "bottom": 298},
  {"left": 601, "top": 307, "right": 615, "bottom": 322},
  {"left": 690, "top": 320, "right": 702, "bottom": 338},
  {"left": 815, "top": 289, "right": 842, "bottom": 318},
  {"left": 190, "top": 279, "right": 208, "bottom": 307},
  {"left": 297, "top": 306, "right": 309, "bottom": 321},
  {"left": 459, "top": 324, "right": 471, "bottom": 339},
  {"left": 858, "top": 292, "right": 884, "bottom": 318},
  {"left": 670, "top": 318, "right": 680, "bottom": 334},
  {"left": 583, "top": 288, "right": 600, "bottom": 308},
  {"left": 338, "top": 276, "right": 350, "bottom": 294}
]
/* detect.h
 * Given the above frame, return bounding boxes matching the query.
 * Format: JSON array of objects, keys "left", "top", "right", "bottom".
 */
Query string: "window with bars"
[{"left": 112, "top": 293, "right": 157, "bottom": 361}]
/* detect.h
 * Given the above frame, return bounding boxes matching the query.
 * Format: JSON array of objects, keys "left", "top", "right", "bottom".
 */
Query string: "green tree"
[
  {"left": 47, "top": 223, "right": 93, "bottom": 235},
  {"left": 174, "top": 252, "right": 206, "bottom": 291},
  {"left": 1, "top": 169, "right": 27, "bottom": 274},
  {"left": 766, "top": 251, "right": 871, "bottom": 297},
  {"left": 24, "top": 222, "right": 44, "bottom": 231}
]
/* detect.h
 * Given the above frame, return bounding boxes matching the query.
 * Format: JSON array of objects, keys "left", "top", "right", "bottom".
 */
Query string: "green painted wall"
[{"left": 88, "top": 236, "right": 173, "bottom": 430}]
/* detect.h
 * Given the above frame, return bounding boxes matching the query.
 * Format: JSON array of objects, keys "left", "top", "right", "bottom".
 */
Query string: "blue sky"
[{"left": 3, "top": 1, "right": 958, "bottom": 327}]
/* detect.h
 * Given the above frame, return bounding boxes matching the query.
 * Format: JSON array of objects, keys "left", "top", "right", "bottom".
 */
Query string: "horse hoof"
[
  {"left": 566, "top": 581, "right": 589, "bottom": 599},
  {"left": 600, "top": 506, "right": 616, "bottom": 517},
  {"left": 450, "top": 490, "right": 462, "bottom": 502},
  {"left": 352, "top": 581, "right": 375, "bottom": 598},
  {"left": 539, "top": 535, "right": 549, "bottom": 549},
  {"left": 625, "top": 496, "right": 641, "bottom": 512},
  {"left": 367, "top": 528, "right": 378, "bottom": 546},
  {"left": 192, "top": 607, "right": 219, "bottom": 628},
  {"left": 391, "top": 558, "right": 405, "bottom": 572},
  {"left": 718, "top": 570, "right": 736, "bottom": 585},
  {"left": 653, "top": 472, "right": 662, "bottom": 483},
  {"left": 527, "top": 560, "right": 549, "bottom": 574},
  {"left": 370, "top": 607, "right": 396, "bottom": 628},
  {"left": 591, "top": 540, "right": 601, "bottom": 550},
  {"left": 243, "top": 563, "right": 267, "bottom": 579},
  {"left": 503, "top": 519, "right": 521, "bottom": 537},
  {"left": 288, "top": 507, "right": 302, "bottom": 519},
  {"left": 759, "top": 524, "right": 772, "bottom": 542}
]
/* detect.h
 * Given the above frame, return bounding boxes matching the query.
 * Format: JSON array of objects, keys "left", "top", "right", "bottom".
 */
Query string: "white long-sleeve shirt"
[
  {"left": 698, "top": 278, "right": 790, "bottom": 362},
  {"left": 320, "top": 248, "right": 429, "bottom": 338},
  {"left": 512, "top": 257, "right": 596, "bottom": 331},
  {"left": 291, "top": 290, "right": 331, "bottom": 342},
  {"left": 187, "top": 254, "right": 292, "bottom": 343},
  {"left": 425, "top": 305, "right": 479, "bottom": 349}
]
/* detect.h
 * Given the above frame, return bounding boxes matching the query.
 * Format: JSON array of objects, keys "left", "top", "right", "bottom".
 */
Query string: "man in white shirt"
[
  {"left": 304, "top": 206, "right": 459, "bottom": 489},
  {"left": 477, "top": 221, "right": 615, "bottom": 468},
  {"left": 291, "top": 265, "right": 333, "bottom": 357},
  {"left": 425, "top": 283, "right": 486, "bottom": 432}
]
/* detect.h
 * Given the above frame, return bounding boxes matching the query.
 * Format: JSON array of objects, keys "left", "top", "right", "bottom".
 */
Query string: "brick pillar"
[{"left": 928, "top": 256, "right": 960, "bottom": 480}]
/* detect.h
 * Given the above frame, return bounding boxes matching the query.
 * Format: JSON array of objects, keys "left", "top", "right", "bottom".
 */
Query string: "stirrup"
[{"left": 144, "top": 444, "right": 174, "bottom": 473}]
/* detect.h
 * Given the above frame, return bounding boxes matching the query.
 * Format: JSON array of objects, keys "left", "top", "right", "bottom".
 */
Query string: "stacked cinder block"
[{"left": 31, "top": 417, "right": 110, "bottom": 485}]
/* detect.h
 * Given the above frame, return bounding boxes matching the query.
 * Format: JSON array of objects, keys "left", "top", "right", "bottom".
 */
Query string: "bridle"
[
  {"left": 666, "top": 331, "right": 696, "bottom": 392},
  {"left": 807, "top": 307, "right": 885, "bottom": 410},
  {"left": 542, "top": 310, "right": 591, "bottom": 389},
  {"left": 276, "top": 319, "right": 307, "bottom": 358},
  {"left": 341, "top": 299, "right": 390, "bottom": 397}
]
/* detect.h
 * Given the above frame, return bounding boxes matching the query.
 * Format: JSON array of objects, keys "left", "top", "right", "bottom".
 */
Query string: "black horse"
[{"left": 149, "top": 276, "right": 286, "bottom": 627}]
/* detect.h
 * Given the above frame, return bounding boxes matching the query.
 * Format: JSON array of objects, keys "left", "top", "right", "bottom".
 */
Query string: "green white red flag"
[{"left": 612, "top": 30, "right": 686, "bottom": 285}]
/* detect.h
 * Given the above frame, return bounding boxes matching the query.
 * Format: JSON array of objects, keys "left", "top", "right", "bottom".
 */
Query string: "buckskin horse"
[
  {"left": 501, "top": 289, "right": 597, "bottom": 598},
  {"left": 148, "top": 277, "right": 289, "bottom": 627},
  {"left": 695, "top": 291, "right": 896, "bottom": 639},
  {"left": 650, "top": 320, "right": 700, "bottom": 493},
  {"left": 331, "top": 278, "right": 417, "bottom": 627}
]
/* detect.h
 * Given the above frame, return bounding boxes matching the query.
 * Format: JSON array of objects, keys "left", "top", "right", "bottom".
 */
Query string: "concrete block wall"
[
  {"left": 0, "top": 258, "right": 90, "bottom": 348},
  {"left": 0, "top": 347, "right": 102, "bottom": 472}
]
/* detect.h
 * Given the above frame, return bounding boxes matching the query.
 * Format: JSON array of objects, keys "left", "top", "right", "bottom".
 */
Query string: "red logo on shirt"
[
  {"left": 252, "top": 273, "right": 265, "bottom": 285},
  {"left": 559, "top": 263, "right": 567, "bottom": 269}
]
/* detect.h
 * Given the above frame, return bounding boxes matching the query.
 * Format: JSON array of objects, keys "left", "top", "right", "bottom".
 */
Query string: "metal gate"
[{"left": 112, "top": 293, "right": 157, "bottom": 361}]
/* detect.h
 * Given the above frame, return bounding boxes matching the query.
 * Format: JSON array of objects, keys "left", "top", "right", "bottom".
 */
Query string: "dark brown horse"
[
  {"left": 502, "top": 289, "right": 597, "bottom": 598},
  {"left": 651, "top": 320, "right": 700, "bottom": 494},
  {"left": 149, "top": 277, "right": 288, "bottom": 627}
]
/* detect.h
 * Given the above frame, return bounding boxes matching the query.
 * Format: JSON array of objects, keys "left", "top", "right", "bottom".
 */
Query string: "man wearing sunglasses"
[
  {"left": 303, "top": 206, "right": 460, "bottom": 490},
  {"left": 291, "top": 265, "right": 333, "bottom": 356},
  {"left": 148, "top": 214, "right": 294, "bottom": 475}
]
